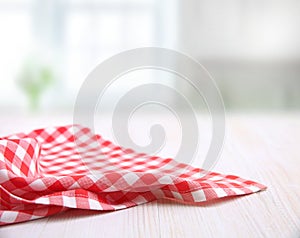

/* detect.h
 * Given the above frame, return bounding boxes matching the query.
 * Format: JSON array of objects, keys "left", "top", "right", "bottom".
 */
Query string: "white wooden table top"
[{"left": 1, "top": 112, "right": 300, "bottom": 238}]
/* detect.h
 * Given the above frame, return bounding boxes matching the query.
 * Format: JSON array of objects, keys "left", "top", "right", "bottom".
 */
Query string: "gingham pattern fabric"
[{"left": 0, "top": 125, "right": 266, "bottom": 225}]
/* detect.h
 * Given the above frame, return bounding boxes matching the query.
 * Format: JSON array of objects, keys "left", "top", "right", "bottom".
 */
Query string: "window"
[{"left": 0, "top": 0, "right": 178, "bottom": 110}]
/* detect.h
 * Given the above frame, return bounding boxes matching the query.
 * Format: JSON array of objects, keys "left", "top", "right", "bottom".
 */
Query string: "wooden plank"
[{"left": 1, "top": 113, "right": 300, "bottom": 237}]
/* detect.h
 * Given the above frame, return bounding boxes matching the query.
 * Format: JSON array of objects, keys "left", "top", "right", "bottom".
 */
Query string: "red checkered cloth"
[{"left": 0, "top": 125, "right": 266, "bottom": 225}]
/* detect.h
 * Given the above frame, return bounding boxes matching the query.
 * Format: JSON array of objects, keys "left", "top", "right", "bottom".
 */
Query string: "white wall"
[{"left": 176, "top": 0, "right": 300, "bottom": 110}]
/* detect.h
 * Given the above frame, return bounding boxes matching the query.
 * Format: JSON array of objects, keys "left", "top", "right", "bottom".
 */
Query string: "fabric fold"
[{"left": 0, "top": 125, "right": 266, "bottom": 225}]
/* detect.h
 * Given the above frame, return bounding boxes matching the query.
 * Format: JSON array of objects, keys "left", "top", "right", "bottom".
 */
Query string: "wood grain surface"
[{"left": 1, "top": 113, "right": 300, "bottom": 238}]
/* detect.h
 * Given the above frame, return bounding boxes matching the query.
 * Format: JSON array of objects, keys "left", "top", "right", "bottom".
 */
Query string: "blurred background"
[{"left": 0, "top": 0, "right": 300, "bottom": 115}]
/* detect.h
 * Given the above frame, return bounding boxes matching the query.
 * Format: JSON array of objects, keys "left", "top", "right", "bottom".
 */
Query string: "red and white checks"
[{"left": 0, "top": 125, "right": 266, "bottom": 225}]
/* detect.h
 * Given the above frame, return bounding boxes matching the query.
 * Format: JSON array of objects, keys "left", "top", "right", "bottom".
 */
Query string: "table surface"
[{"left": 1, "top": 112, "right": 300, "bottom": 238}]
